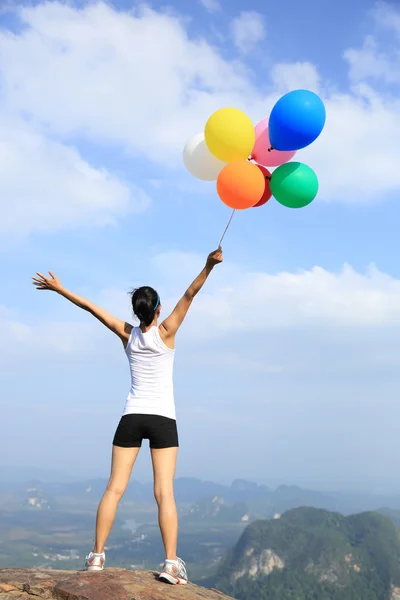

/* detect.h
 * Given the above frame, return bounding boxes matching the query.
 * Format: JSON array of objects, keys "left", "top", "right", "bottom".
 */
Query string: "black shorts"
[{"left": 112, "top": 414, "right": 179, "bottom": 449}]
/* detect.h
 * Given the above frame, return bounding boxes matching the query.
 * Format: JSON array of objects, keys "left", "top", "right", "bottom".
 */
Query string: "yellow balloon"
[{"left": 204, "top": 108, "right": 255, "bottom": 162}]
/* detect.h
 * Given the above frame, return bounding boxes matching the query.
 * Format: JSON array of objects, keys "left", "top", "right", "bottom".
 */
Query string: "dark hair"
[{"left": 130, "top": 286, "right": 160, "bottom": 327}]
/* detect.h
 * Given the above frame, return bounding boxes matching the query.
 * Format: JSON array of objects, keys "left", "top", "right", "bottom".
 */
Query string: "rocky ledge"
[{"left": 0, "top": 568, "right": 234, "bottom": 600}]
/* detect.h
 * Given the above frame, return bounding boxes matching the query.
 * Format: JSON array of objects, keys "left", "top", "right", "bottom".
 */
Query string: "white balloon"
[{"left": 183, "top": 133, "right": 226, "bottom": 181}]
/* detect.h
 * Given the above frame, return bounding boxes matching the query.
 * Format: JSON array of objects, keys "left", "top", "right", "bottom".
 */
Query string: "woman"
[{"left": 32, "top": 247, "right": 223, "bottom": 585}]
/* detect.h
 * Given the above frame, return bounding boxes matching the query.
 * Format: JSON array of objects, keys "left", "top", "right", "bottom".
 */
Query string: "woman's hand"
[
  {"left": 32, "top": 271, "right": 64, "bottom": 293},
  {"left": 206, "top": 247, "right": 223, "bottom": 268}
]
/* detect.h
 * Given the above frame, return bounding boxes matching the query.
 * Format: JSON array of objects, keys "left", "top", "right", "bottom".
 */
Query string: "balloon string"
[{"left": 219, "top": 209, "right": 236, "bottom": 246}]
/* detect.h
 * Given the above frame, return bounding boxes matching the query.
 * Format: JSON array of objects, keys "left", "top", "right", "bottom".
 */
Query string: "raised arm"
[
  {"left": 159, "top": 248, "right": 223, "bottom": 344},
  {"left": 32, "top": 271, "right": 132, "bottom": 345}
]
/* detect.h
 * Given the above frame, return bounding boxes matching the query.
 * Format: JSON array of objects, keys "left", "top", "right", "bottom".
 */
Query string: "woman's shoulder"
[
  {"left": 123, "top": 324, "right": 137, "bottom": 348},
  {"left": 156, "top": 325, "right": 175, "bottom": 351}
]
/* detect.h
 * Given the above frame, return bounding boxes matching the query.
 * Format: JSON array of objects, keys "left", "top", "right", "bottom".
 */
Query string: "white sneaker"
[
  {"left": 159, "top": 557, "right": 188, "bottom": 585},
  {"left": 84, "top": 551, "right": 105, "bottom": 571}
]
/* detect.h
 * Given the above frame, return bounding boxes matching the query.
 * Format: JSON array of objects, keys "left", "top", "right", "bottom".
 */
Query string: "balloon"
[
  {"left": 270, "top": 162, "right": 318, "bottom": 209},
  {"left": 217, "top": 161, "right": 265, "bottom": 210},
  {"left": 252, "top": 119, "right": 296, "bottom": 167},
  {"left": 183, "top": 133, "right": 226, "bottom": 181},
  {"left": 253, "top": 165, "right": 272, "bottom": 207},
  {"left": 205, "top": 108, "right": 255, "bottom": 162},
  {"left": 269, "top": 90, "right": 326, "bottom": 151}
]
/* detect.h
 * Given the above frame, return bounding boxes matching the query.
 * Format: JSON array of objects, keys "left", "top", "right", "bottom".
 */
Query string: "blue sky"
[{"left": 2, "top": 0, "right": 400, "bottom": 492}]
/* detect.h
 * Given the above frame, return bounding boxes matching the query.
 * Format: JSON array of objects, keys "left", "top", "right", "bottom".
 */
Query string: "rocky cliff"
[
  {"left": 216, "top": 508, "right": 400, "bottom": 600},
  {"left": 0, "top": 568, "right": 234, "bottom": 600}
]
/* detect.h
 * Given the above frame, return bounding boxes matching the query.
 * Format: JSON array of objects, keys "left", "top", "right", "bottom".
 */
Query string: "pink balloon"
[{"left": 251, "top": 119, "right": 296, "bottom": 167}]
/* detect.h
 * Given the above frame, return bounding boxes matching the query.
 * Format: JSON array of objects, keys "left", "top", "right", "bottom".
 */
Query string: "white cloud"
[
  {"left": 0, "top": 304, "right": 95, "bottom": 355},
  {"left": 1, "top": 0, "right": 400, "bottom": 215},
  {"left": 372, "top": 2, "right": 400, "bottom": 36},
  {"left": 199, "top": 0, "right": 221, "bottom": 13},
  {"left": 161, "top": 256, "right": 400, "bottom": 337},
  {"left": 301, "top": 86, "right": 400, "bottom": 202},
  {"left": 0, "top": 2, "right": 253, "bottom": 165},
  {"left": 0, "top": 118, "right": 150, "bottom": 235},
  {"left": 344, "top": 35, "right": 400, "bottom": 84},
  {"left": 271, "top": 62, "right": 321, "bottom": 94},
  {"left": 343, "top": 4, "right": 400, "bottom": 84},
  {"left": 4, "top": 254, "right": 400, "bottom": 356},
  {"left": 215, "top": 352, "right": 284, "bottom": 374},
  {"left": 230, "top": 11, "right": 266, "bottom": 53}
]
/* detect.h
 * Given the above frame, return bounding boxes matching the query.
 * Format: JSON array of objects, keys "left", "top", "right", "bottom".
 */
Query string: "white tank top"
[{"left": 122, "top": 326, "right": 176, "bottom": 420}]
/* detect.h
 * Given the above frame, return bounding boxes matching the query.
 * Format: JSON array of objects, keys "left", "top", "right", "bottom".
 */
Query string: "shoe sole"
[
  {"left": 85, "top": 565, "right": 104, "bottom": 571},
  {"left": 159, "top": 572, "right": 188, "bottom": 585}
]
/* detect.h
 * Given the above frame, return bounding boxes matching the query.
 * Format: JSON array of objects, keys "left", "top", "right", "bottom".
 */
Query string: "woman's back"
[{"left": 123, "top": 326, "right": 176, "bottom": 420}]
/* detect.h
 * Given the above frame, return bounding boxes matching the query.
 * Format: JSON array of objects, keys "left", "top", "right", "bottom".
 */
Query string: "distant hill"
[
  {"left": 182, "top": 495, "right": 251, "bottom": 524},
  {"left": 0, "top": 477, "right": 338, "bottom": 514},
  {"left": 4, "top": 474, "right": 400, "bottom": 520},
  {"left": 379, "top": 508, "right": 400, "bottom": 527},
  {"left": 215, "top": 507, "right": 400, "bottom": 600}
]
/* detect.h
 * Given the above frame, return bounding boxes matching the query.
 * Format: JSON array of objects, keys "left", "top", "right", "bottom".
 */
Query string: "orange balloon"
[{"left": 217, "top": 161, "right": 265, "bottom": 210}]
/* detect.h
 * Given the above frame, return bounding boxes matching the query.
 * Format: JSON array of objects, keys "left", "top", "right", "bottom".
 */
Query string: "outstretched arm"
[
  {"left": 32, "top": 271, "right": 132, "bottom": 344},
  {"left": 160, "top": 247, "right": 223, "bottom": 343}
]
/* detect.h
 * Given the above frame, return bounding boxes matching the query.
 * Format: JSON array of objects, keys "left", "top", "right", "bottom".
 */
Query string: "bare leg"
[
  {"left": 93, "top": 445, "right": 140, "bottom": 554},
  {"left": 151, "top": 447, "right": 179, "bottom": 560}
]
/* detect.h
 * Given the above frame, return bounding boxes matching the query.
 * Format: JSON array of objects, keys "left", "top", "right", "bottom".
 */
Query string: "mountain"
[
  {"left": 0, "top": 477, "right": 338, "bottom": 514},
  {"left": 182, "top": 495, "right": 251, "bottom": 523},
  {"left": 215, "top": 507, "right": 400, "bottom": 600},
  {"left": 0, "top": 477, "right": 227, "bottom": 504},
  {"left": 5, "top": 474, "right": 400, "bottom": 520},
  {"left": 379, "top": 508, "right": 400, "bottom": 527}
]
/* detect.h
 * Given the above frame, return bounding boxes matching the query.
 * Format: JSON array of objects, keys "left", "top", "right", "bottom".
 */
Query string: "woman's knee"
[
  {"left": 154, "top": 485, "right": 175, "bottom": 506},
  {"left": 106, "top": 480, "right": 127, "bottom": 498}
]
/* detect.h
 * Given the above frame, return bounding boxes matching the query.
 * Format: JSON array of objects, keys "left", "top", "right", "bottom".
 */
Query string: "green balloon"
[{"left": 270, "top": 162, "right": 318, "bottom": 209}]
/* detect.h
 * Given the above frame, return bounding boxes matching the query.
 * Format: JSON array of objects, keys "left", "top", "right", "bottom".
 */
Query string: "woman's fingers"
[
  {"left": 32, "top": 270, "right": 60, "bottom": 290},
  {"left": 32, "top": 279, "right": 48, "bottom": 289}
]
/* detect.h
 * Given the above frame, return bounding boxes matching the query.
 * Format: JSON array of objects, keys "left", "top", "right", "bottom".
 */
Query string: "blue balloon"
[{"left": 268, "top": 90, "right": 326, "bottom": 151}]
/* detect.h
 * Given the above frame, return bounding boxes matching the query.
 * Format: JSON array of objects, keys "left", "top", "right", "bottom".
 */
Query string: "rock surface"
[
  {"left": 0, "top": 568, "right": 235, "bottom": 600},
  {"left": 392, "top": 587, "right": 400, "bottom": 600}
]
